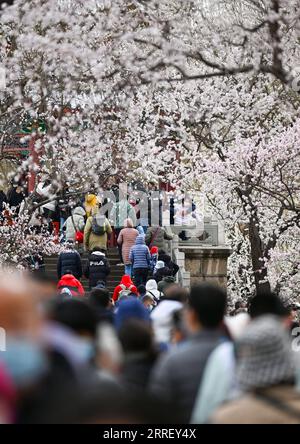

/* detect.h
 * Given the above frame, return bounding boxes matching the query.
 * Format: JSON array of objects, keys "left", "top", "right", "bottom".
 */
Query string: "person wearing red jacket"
[
  {"left": 57, "top": 273, "right": 85, "bottom": 297},
  {"left": 113, "top": 275, "right": 138, "bottom": 302}
]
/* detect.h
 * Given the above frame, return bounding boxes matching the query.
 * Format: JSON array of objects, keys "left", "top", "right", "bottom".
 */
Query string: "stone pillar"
[{"left": 180, "top": 246, "right": 232, "bottom": 289}]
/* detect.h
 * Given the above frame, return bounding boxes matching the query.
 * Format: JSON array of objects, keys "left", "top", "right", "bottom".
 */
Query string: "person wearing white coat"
[{"left": 63, "top": 207, "right": 86, "bottom": 241}]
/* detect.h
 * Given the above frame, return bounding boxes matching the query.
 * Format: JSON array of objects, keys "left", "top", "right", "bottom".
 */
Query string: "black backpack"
[{"left": 91, "top": 214, "right": 106, "bottom": 236}]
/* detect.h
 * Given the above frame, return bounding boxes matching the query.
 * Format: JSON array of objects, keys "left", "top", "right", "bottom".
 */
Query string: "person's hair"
[
  {"left": 89, "top": 288, "right": 110, "bottom": 309},
  {"left": 188, "top": 284, "right": 227, "bottom": 329},
  {"left": 137, "top": 284, "right": 146, "bottom": 296},
  {"left": 142, "top": 295, "right": 153, "bottom": 305},
  {"left": 64, "top": 269, "right": 74, "bottom": 275},
  {"left": 163, "top": 284, "right": 189, "bottom": 303},
  {"left": 118, "top": 319, "right": 153, "bottom": 354},
  {"left": 124, "top": 218, "right": 134, "bottom": 228},
  {"left": 49, "top": 298, "right": 98, "bottom": 337},
  {"left": 248, "top": 292, "right": 289, "bottom": 319}
]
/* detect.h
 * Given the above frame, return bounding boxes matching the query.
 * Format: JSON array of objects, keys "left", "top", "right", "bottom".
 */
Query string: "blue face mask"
[
  {"left": 75, "top": 337, "right": 95, "bottom": 362},
  {"left": 0, "top": 338, "right": 48, "bottom": 388}
]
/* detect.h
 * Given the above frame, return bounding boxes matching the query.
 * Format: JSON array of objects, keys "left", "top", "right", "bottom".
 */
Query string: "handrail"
[{"left": 164, "top": 226, "right": 191, "bottom": 289}]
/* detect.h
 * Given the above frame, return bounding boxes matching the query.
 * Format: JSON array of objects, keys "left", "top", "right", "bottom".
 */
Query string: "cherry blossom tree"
[{"left": 0, "top": 0, "right": 300, "bottom": 298}]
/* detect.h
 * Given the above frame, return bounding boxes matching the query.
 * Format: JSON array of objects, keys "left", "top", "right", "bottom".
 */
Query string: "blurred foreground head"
[
  {"left": 236, "top": 315, "right": 295, "bottom": 391},
  {"left": 249, "top": 292, "right": 289, "bottom": 319},
  {"left": 187, "top": 283, "right": 227, "bottom": 332},
  {"left": 0, "top": 270, "right": 47, "bottom": 389},
  {"left": 0, "top": 270, "right": 41, "bottom": 336}
]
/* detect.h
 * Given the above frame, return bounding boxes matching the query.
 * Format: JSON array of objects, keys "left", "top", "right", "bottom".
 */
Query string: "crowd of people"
[{"left": 2, "top": 183, "right": 300, "bottom": 424}]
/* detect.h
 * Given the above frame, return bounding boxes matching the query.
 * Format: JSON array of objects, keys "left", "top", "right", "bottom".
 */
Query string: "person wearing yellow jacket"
[
  {"left": 84, "top": 194, "right": 99, "bottom": 218},
  {"left": 84, "top": 207, "right": 112, "bottom": 252}
]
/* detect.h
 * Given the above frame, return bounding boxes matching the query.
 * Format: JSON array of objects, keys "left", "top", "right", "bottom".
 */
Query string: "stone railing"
[{"left": 165, "top": 219, "right": 231, "bottom": 289}]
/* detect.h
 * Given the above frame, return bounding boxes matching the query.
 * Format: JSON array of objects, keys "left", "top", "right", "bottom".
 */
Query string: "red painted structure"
[{"left": 2, "top": 134, "right": 39, "bottom": 192}]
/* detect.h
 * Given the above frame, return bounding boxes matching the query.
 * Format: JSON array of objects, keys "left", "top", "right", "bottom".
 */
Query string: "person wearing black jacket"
[
  {"left": 84, "top": 248, "right": 111, "bottom": 290},
  {"left": 57, "top": 240, "right": 82, "bottom": 279}
]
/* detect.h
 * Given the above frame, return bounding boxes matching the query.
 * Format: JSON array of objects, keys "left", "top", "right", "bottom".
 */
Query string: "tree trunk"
[{"left": 248, "top": 217, "right": 271, "bottom": 294}]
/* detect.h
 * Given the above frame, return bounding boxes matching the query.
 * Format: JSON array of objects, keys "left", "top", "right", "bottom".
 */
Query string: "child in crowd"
[{"left": 149, "top": 246, "right": 159, "bottom": 275}]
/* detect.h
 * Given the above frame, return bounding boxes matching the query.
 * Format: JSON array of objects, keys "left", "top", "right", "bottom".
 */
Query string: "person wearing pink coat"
[{"left": 117, "top": 219, "right": 139, "bottom": 277}]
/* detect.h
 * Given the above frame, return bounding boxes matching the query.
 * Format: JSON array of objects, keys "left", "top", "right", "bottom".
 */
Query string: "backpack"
[
  {"left": 118, "top": 283, "right": 135, "bottom": 300},
  {"left": 91, "top": 214, "right": 106, "bottom": 236}
]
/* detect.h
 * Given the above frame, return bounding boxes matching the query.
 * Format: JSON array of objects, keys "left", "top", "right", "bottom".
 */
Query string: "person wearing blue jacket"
[{"left": 129, "top": 235, "right": 151, "bottom": 287}]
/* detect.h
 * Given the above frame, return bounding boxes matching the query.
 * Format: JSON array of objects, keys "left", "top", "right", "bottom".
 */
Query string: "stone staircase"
[{"left": 44, "top": 247, "right": 124, "bottom": 294}]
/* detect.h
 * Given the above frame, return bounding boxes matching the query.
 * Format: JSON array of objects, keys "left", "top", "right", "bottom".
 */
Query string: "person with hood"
[
  {"left": 153, "top": 261, "right": 172, "bottom": 283},
  {"left": 57, "top": 240, "right": 82, "bottom": 280},
  {"left": 84, "top": 207, "right": 112, "bottom": 252},
  {"left": 113, "top": 275, "right": 138, "bottom": 302},
  {"left": 149, "top": 246, "right": 159, "bottom": 274},
  {"left": 145, "top": 225, "right": 173, "bottom": 252},
  {"left": 158, "top": 250, "right": 179, "bottom": 277},
  {"left": 212, "top": 316, "right": 300, "bottom": 424},
  {"left": 57, "top": 273, "right": 85, "bottom": 297},
  {"left": 63, "top": 206, "right": 86, "bottom": 242},
  {"left": 145, "top": 279, "right": 161, "bottom": 304},
  {"left": 84, "top": 247, "right": 111, "bottom": 290},
  {"left": 129, "top": 235, "right": 151, "bottom": 287},
  {"left": 84, "top": 194, "right": 99, "bottom": 218},
  {"left": 117, "top": 218, "right": 139, "bottom": 276}
]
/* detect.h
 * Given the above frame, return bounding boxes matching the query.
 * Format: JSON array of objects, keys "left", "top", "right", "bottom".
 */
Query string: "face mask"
[{"left": 0, "top": 338, "right": 48, "bottom": 388}]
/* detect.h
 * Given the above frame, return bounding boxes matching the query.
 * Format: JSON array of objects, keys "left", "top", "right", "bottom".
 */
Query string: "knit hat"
[
  {"left": 150, "top": 246, "right": 158, "bottom": 255},
  {"left": 115, "top": 297, "right": 150, "bottom": 331},
  {"left": 236, "top": 315, "right": 295, "bottom": 391}
]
